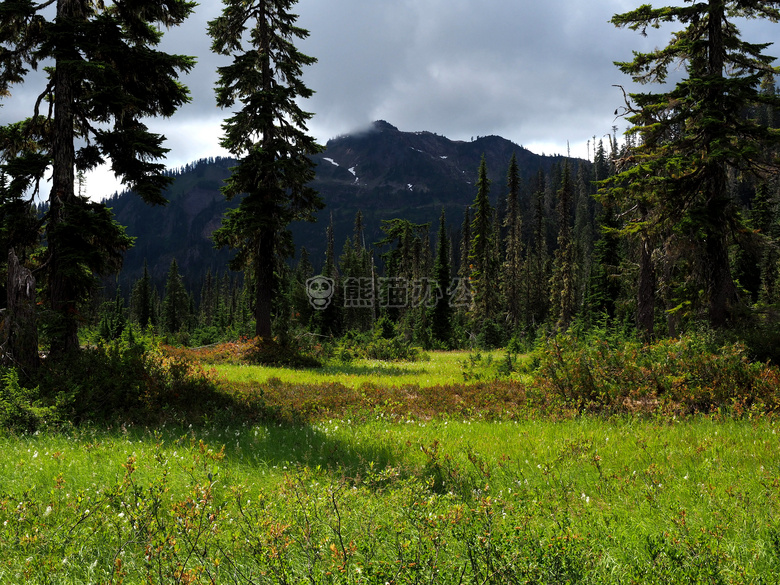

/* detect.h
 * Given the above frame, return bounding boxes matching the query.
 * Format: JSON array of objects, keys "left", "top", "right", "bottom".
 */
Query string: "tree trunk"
[
  {"left": 637, "top": 233, "right": 655, "bottom": 340},
  {"left": 702, "top": 0, "right": 739, "bottom": 327},
  {"left": 48, "top": 0, "right": 80, "bottom": 355},
  {"left": 254, "top": 228, "right": 274, "bottom": 339},
  {"left": 1, "top": 249, "right": 39, "bottom": 373},
  {"left": 251, "top": 2, "right": 275, "bottom": 341},
  {"left": 705, "top": 224, "right": 738, "bottom": 327}
]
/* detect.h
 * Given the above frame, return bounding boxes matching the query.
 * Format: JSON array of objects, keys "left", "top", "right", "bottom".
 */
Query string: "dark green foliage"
[
  {"left": 336, "top": 327, "right": 425, "bottom": 362},
  {"left": 525, "top": 170, "right": 551, "bottom": 327},
  {"left": 340, "top": 211, "right": 374, "bottom": 333},
  {"left": 0, "top": 367, "right": 55, "bottom": 431},
  {"left": 43, "top": 197, "right": 134, "bottom": 351},
  {"left": 162, "top": 259, "right": 189, "bottom": 336},
  {"left": 0, "top": 167, "right": 40, "bottom": 268},
  {"left": 97, "top": 286, "right": 126, "bottom": 342},
  {"left": 431, "top": 209, "right": 453, "bottom": 345},
  {"left": 502, "top": 154, "right": 523, "bottom": 330},
  {"left": 469, "top": 156, "right": 500, "bottom": 326},
  {"left": 30, "top": 341, "right": 225, "bottom": 425},
  {"left": 291, "top": 247, "right": 316, "bottom": 328},
  {"left": 607, "top": 0, "right": 780, "bottom": 329},
  {"left": 209, "top": 0, "right": 323, "bottom": 339},
  {"left": 0, "top": 0, "right": 196, "bottom": 355},
  {"left": 534, "top": 330, "right": 780, "bottom": 414},
  {"left": 130, "top": 262, "right": 156, "bottom": 329},
  {"left": 550, "top": 162, "right": 575, "bottom": 329},
  {"left": 374, "top": 217, "right": 430, "bottom": 335},
  {"left": 476, "top": 318, "right": 506, "bottom": 350}
]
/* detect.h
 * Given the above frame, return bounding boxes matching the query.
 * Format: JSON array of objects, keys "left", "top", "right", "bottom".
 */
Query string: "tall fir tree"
[
  {"left": 572, "top": 163, "right": 595, "bottom": 312},
  {"left": 130, "top": 260, "right": 155, "bottom": 329},
  {"left": 162, "top": 259, "right": 188, "bottom": 335},
  {"left": 502, "top": 153, "right": 524, "bottom": 330},
  {"left": 431, "top": 209, "right": 453, "bottom": 345},
  {"left": 526, "top": 169, "right": 550, "bottom": 327},
  {"left": 550, "top": 162, "right": 575, "bottom": 329},
  {"left": 340, "top": 211, "right": 374, "bottom": 332},
  {"left": 608, "top": 1, "right": 780, "bottom": 328},
  {"left": 317, "top": 213, "right": 341, "bottom": 336},
  {"left": 292, "top": 247, "right": 315, "bottom": 327},
  {"left": 209, "top": 0, "right": 323, "bottom": 339},
  {"left": 0, "top": 0, "right": 196, "bottom": 355},
  {"left": 468, "top": 156, "right": 499, "bottom": 326}
]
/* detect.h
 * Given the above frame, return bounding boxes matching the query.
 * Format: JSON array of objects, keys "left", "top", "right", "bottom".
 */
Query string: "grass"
[
  {"left": 213, "top": 350, "right": 531, "bottom": 388},
  {"left": 3, "top": 341, "right": 780, "bottom": 583},
  {"left": 1, "top": 416, "right": 779, "bottom": 583}
]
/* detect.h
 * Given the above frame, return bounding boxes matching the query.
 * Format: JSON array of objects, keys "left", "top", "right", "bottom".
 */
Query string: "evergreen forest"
[
  {"left": 5, "top": 3, "right": 780, "bottom": 583},
  {"left": 1, "top": 0, "right": 780, "bottom": 400}
]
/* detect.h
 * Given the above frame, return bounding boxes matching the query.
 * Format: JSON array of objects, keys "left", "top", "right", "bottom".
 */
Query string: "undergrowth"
[{"left": 533, "top": 332, "right": 780, "bottom": 416}]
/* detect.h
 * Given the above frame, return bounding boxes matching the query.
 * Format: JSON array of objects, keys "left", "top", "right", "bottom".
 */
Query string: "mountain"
[{"left": 106, "top": 120, "right": 582, "bottom": 293}]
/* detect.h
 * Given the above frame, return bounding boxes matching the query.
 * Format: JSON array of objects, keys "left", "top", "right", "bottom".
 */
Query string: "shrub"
[
  {"left": 460, "top": 351, "right": 517, "bottom": 381},
  {"left": 335, "top": 330, "right": 426, "bottom": 362},
  {"left": 533, "top": 332, "right": 780, "bottom": 415},
  {"left": 0, "top": 368, "right": 56, "bottom": 431},
  {"left": 177, "top": 336, "right": 324, "bottom": 368},
  {"left": 476, "top": 318, "right": 506, "bottom": 349},
  {"left": 32, "top": 339, "right": 226, "bottom": 424}
]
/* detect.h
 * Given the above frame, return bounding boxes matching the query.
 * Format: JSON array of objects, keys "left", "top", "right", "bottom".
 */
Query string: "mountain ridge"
[{"left": 106, "top": 121, "right": 584, "bottom": 293}]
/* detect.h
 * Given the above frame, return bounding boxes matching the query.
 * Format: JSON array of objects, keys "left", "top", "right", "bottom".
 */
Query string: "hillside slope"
[{"left": 107, "top": 121, "right": 581, "bottom": 292}]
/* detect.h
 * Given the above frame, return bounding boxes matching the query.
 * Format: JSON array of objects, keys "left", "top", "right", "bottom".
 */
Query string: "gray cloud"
[{"left": 294, "top": 0, "right": 670, "bottom": 154}]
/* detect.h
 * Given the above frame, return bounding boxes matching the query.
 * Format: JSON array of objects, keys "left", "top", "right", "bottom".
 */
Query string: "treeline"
[
  {"left": 103, "top": 124, "right": 780, "bottom": 359},
  {"left": 96, "top": 260, "right": 254, "bottom": 347}
]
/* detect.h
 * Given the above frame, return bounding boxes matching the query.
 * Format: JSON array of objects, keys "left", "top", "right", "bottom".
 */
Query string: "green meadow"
[
  {"left": 213, "top": 350, "right": 529, "bottom": 388},
  {"left": 1, "top": 343, "right": 779, "bottom": 584}
]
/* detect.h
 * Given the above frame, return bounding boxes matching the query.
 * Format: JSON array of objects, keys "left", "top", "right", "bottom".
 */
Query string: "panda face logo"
[{"left": 306, "top": 276, "right": 335, "bottom": 310}]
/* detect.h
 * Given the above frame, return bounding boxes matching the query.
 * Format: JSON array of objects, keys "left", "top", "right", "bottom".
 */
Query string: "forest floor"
[{"left": 1, "top": 348, "right": 779, "bottom": 583}]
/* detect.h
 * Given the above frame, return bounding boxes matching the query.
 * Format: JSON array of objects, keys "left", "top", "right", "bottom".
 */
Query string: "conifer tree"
[
  {"left": 431, "top": 209, "right": 452, "bottom": 345},
  {"left": 162, "top": 259, "right": 188, "bottom": 335},
  {"left": 753, "top": 182, "right": 780, "bottom": 304},
  {"left": 458, "top": 207, "right": 471, "bottom": 284},
  {"left": 317, "top": 213, "right": 341, "bottom": 336},
  {"left": 469, "top": 156, "right": 499, "bottom": 325},
  {"left": 526, "top": 170, "right": 550, "bottom": 327},
  {"left": 572, "top": 164, "right": 595, "bottom": 311},
  {"left": 130, "top": 261, "right": 155, "bottom": 329},
  {"left": 341, "top": 211, "right": 374, "bottom": 332},
  {"left": 292, "top": 247, "right": 315, "bottom": 327},
  {"left": 98, "top": 286, "right": 126, "bottom": 341},
  {"left": 209, "top": 0, "right": 323, "bottom": 339},
  {"left": 588, "top": 194, "right": 623, "bottom": 322},
  {"left": 0, "top": 0, "right": 196, "bottom": 355},
  {"left": 608, "top": 0, "right": 780, "bottom": 328},
  {"left": 376, "top": 218, "right": 430, "bottom": 334},
  {"left": 199, "top": 270, "right": 215, "bottom": 328},
  {"left": 503, "top": 154, "right": 524, "bottom": 330},
  {"left": 550, "top": 163, "right": 575, "bottom": 329}
]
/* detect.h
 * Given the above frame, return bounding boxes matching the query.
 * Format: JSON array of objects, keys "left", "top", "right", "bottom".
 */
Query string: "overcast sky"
[{"left": 2, "top": 0, "right": 779, "bottom": 200}]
